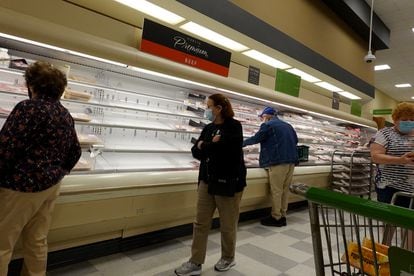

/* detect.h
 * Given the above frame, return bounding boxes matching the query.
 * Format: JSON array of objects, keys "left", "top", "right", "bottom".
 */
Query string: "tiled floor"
[{"left": 48, "top": 208, "right": 317, "bottom": 276}]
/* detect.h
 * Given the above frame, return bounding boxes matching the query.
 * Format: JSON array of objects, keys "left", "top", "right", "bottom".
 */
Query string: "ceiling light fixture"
[
  {"left": 338, "top": 91, "right": 361, "bottom": 100},
  {"left": 179, "top": 22, "right": 249, "bottom": 52},
  {"left": 374, "top": 64, "right": 391, "bottom": 71},
  {"left": 314, "top": 82, "right": 343, "bottom": 92},
  {"left": 242, "top": 50, "right": 291, "bottom": 69},
  {"left": 286, "top": 68, "right": 321, "bottom": 83},
  {"left": 395, "top": 83, "right": 412, "bottom": 88},
  {"left": 0, "top": 32, "right": 127, "bottom": 67},
  {"left": 114, "top": 0, "right": 185, "bottom": 25}
]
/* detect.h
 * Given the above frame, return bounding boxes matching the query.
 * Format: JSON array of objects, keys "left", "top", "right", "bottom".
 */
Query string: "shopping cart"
[{"left": 290, "top": 183, "right": 414, "bottom": 276}]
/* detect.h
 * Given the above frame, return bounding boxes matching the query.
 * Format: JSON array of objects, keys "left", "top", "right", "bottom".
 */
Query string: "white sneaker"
[
  {"left": 174, "top": 261, "right": 202, "bottom": 276},
  {"left": 214, "top": 258, "right": 236, "bottom": 271}
]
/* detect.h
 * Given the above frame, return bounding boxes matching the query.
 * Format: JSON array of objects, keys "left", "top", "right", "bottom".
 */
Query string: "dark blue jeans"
[{"left": 376, "top": 186, "right": 413, "bottom": 208}]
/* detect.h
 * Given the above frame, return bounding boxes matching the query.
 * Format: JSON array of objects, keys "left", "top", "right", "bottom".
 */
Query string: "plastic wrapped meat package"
[
  {"left": 0, "top": 107, "right": 10, "bottom": 116},
  {"left": 244, "top": 153, "right": 259, "bottom": 167},
  {"left": 0, "top": 82, "right": 27, "bottom": 94},
  {"left": 73, "top": 157, "right": 93, "bottom": 171},
  {"left": 77, "top": 133, "right": 103, "bottom": 146},
  {"left": 63, "top": 88, "right": 92, "bottom": 101},
  {"left": 68, "top": 74, "right": 97, "bottom": 84},
  {"left": 243, "top": 126, "right": 258, "bottom": 137},
  {"left": 293, "top": 124, "right": 314, "bottom": 131},
  {"left": 71, "top": 112, "right": 92, "bottom": 122}
]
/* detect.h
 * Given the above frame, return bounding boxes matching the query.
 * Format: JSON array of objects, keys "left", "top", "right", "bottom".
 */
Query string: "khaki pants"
[
  {"left": 190, "top": 181, "right": 243, "bottom": 264},
  {"left": 0, "top": 184, "right": 61, "bottom": 276},
  {"left": 267, "top": 164, "right": 295, "bottom": 220}
]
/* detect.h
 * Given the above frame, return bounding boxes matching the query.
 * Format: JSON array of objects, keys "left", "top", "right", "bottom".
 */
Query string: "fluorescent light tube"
[
  {"left": 374, "top": 64, "right": 391, "bottom": 71},
  {"left": 286, "top": 68, "right": 321, "bottom": 83},
  {"left": 115, "top": 0, "right": 185, "bottom": 25},
  {"left": 314, "top": 82, "right": 343, "bottom": 92},
  {"left": 180, "top": 22, "right": 248, "bottom": 52},
  {"left": 128, "top": 66, "right": 216, "bottom": 89},
  {"left": 338, "top": 91, "right": 361, "bottom": 100},
  {"left": 0, "top": 32, "right": 127, "bottom": 67},
  {"left": 242, "top": 50, "right": 291, "bottom": 69},
  {"left": 395, "top": 83, "right": 412, "bottom": 88}
]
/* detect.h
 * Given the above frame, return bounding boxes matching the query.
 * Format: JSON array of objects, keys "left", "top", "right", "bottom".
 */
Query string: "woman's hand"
[
  {"left": 197, "top": 140, "right": 204, "bottom": 150},
  {"left": 401, "top": 152, "right": 414, "bottom": 164},
  {"left": 212, "top": 134, "right": 221, "bottom": 143}
]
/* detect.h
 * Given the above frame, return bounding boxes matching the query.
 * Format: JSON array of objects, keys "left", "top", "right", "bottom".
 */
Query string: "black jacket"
[{"left": 192, "top": 117, "right": 246, "bottom": 196}]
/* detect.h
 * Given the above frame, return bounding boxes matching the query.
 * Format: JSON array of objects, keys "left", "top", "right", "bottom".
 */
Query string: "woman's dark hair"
[
  {"left": 208, "top": 93, "right": 234, "bottom": 119},
  {"left": 24, "top": 61, "right": 67, "bottom": 100}
]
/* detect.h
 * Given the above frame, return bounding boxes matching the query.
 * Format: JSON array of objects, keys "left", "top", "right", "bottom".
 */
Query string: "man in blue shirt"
[{"left": 243, "top": 107, "right": 298, "bottom": 227}]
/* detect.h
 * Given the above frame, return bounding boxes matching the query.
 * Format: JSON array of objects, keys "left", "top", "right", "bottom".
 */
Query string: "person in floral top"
[{"left": 0, "top": 61, "right": 81, "bottom": 275}]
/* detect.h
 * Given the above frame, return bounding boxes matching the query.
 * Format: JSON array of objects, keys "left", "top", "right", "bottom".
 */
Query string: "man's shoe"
[
  {"left": 260, "top": 216, "right": 287, "bottom": 227},
  {"left": 214, "top": 258, "right": 236, "bottom": 272},
  {"left": 174, "top": 261, "right": 201, "bottom": 276}
]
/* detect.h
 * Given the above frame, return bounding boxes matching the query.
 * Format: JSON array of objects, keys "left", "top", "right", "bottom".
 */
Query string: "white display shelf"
[{"left": 0, "top": 41, "right": 376, "bottom": 175}]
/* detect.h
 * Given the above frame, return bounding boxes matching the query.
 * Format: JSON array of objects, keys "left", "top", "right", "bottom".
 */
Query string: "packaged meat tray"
[
  {"left": 63, "top": 89, "right": 92, "bottom": 101},
  {"left": 77, "top": 134, "right": 102, "bottom": 145},
  {"left": 72, "top": 157, "right": 93, "bottom": 171},
  {"left": 71, "top": 112, "right": 92, "bottom": 122}
]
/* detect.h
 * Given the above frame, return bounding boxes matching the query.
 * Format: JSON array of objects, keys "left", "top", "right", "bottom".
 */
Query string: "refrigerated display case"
[{"left": 0, "top": 36, "right": 377, "bottom": 254}]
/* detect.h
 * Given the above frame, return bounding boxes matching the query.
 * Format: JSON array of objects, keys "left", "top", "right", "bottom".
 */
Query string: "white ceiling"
[{"left": 367, "top": 0, "right": 414, "bottom": 102}]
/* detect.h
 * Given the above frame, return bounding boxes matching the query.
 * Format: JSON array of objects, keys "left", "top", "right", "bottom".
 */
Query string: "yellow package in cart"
[
  {"left": 362, "top": 238, "right": 390, "bottom": 256},
  {"left": 341, "top": 241, "right": 390, "bottom": 276}
]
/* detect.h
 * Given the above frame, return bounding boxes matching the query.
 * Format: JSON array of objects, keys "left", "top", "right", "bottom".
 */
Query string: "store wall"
[
  {"left": 0, "top": 0, "right": 139, "bottom": 48},
  {"left": 229, "top": 62, "right": 351, "bottom": 114},
  {"left": 229, "top": 0, "right": 374, "bottom": 86},
  {"left": 362, "top": 89, "right": 398, "bottom": 123}
]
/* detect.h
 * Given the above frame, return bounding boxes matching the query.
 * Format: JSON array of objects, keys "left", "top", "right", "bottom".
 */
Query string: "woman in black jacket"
[{"left": 175, "top": 94, "right": 246, "bottom": 276}]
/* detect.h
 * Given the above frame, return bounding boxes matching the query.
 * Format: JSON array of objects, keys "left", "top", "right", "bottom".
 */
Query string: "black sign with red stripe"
[{"left": 141, "top": 19, "right": 231, "bottom": 77}]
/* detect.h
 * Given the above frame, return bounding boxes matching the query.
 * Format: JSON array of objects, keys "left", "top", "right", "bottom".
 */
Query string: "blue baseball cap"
[{"left": 259, "top": 106, "right": 277, "bottom": 117}]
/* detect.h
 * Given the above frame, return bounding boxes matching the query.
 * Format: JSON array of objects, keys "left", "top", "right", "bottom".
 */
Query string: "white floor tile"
[{"left": 49, "top": 208, "right": 323, "bottom": 276}]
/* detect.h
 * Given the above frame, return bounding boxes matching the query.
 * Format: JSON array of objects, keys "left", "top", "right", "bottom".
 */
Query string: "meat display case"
[
  {"left": 0, "top": 55, "right": 375, "bottom": 173},
  {"left": 0, "top": 35, "right": 377, "bottom": 254}
]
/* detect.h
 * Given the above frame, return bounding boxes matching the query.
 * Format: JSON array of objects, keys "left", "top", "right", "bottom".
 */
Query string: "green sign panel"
[
  {"left": 389, "top": 246, "right": 414, "bottom": 275},
  {"left": 351, "top": 100, "right": 362, "bottom": 117},
  {"left": 275, "top": 69, "right": 301, "bottom": 97},
  {"left": 373, "top": 108, "right": 393, "bottom": 115}
]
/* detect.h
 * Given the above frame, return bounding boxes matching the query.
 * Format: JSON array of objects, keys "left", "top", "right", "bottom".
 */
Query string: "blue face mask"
[
  {"left": 205, "top": 109, "right": 214, "bottom": 121},
  {"left": 399, "top": 121, "right": 414, "bottom": 134}
]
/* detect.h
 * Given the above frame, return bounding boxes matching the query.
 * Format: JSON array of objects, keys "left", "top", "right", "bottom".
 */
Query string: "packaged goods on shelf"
[
  {"left": 0, "top": 82, "right": 27, "bottom": 94},
  {"left": 9, "top": 59, "right": 29, "bottom": 70},
  {"left": 63, "top": 88, "right": 92, "bottom": 101},
  {"left": 77, "top": 134, "right": 103, "bottom": 145},
  {"left": 0, "top": 42, "right": 376, "bottom": 174},
  {"left": 73, "top": 157, "right": 93, "bottom": 171},
  {"left": 71, "top": 112, "right": 92, "bottom": 122},
  {"left": 0, "top": 107, "right": 10, "bottom": 115}
]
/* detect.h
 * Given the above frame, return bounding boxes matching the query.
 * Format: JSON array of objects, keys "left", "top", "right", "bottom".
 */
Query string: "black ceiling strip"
[
  {"left": 322, "top": 0, "right": 390, "bottom": 50},
  {"left": 177, "top": 0, "right": 375, "bottom": 98}
]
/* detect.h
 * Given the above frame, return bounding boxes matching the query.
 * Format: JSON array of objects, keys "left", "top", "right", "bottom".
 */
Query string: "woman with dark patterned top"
[{"left": 0, "top": 61, "right": 81, "bottom": 276}]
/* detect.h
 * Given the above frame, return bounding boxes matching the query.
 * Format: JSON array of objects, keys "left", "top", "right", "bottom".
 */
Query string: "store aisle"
[{"left": 47, "top": 207, "right": 316, "bottom": 276}]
